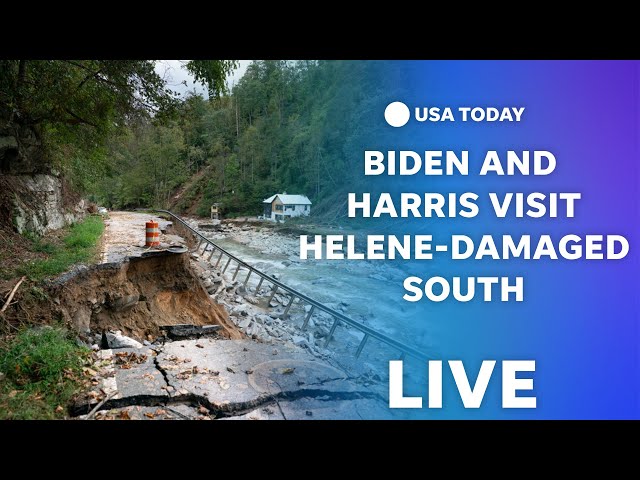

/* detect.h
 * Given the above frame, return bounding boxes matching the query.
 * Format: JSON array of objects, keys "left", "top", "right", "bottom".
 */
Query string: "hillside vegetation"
[{"left": 89, "top": 61, "right": 400, "bottom": 220}]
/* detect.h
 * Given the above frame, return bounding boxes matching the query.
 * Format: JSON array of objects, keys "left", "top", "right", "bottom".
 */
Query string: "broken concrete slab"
[
  {"left": 74, "top": 347, "right": 168, "bottom": 416},
  {"left": 156, "top": 339, "right": 380, "bottom": 413},
  {"left": 75, "top": 338, "right": 391, "bottom": 420},
  {"left": 161, "top": 324, "right": 222, "bottom": 340},
  {"left": 109, "top": 348, "right": 169, "bottom": 402},
  {"left": 101, "top": 331, "right": 143, "bottom": 349}
]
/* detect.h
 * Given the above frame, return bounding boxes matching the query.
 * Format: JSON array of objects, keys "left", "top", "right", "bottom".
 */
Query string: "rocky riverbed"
[{"left": 186, "top": 218, "right": 432, "bottom": 376}]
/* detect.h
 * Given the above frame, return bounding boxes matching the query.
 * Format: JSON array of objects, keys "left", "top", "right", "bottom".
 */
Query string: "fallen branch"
[
  {"left": 0, "top": 276, "right": 25, "bottom": 314},
  {"left": 86, "top": 391, "right": 117, "bottom": 419}
]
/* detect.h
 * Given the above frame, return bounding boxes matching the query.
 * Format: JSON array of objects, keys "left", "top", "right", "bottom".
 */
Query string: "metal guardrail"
[{"left": 155, "top": 209, "right": 430, "bottom": 362}]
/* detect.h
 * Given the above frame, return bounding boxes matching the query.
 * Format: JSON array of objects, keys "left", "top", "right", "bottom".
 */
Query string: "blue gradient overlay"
[{"left": 345, "top": 61, "right": 639, "bottom": 419}]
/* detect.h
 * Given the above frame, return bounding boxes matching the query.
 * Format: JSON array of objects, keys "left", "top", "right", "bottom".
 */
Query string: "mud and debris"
[
  {"left": 47, "top": 234, "right": 240, "bottom": 341},
  {"left": 46, "top": 254, "right": 239, "bottom": 341}
]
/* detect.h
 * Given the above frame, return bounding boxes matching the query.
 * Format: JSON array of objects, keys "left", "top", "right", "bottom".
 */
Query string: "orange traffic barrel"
[{"left": 145, "top": 220, "right": 160, "bottom": 247}]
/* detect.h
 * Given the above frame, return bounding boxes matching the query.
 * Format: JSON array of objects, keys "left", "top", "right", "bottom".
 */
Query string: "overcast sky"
[{"left": 155, "top": 60, "right": 251, "bottom": 98}]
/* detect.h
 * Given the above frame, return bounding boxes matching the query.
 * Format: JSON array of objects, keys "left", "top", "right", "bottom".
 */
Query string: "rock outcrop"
[
  {"left": 2, "top": 174, "right": 86, "bottom": 235},
  {"left": 0, "top": 126, "right": 86, "bottom": 235}
]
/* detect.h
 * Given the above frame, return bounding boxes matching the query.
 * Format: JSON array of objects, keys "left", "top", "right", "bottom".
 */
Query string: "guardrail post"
[
  {"left": 244, "top": 270, "right": 252, "bottom": 286},
  {"left": 267, "top": 285, "right": 279, "bottom": 305},
  {"left": 232, "top": 262, "right": 242, "bottom": 281},
  {"left": 255, "top": 276, "right": 264, "bottom": 294},
  {"left": 282, "top": 295, "right": 295, "bottom": 318},
  {"left": 355, "top": 333, "right": 369, "bottom": 358},
  {"left": 215, "top": 252, "right": 224, "bottom": 267},
  {"left": 302, "top": 305, "right": 315, "bottom": 329},
  {"left": 324, "top": 318, "right": 340, "bottom": 348},
  {"left": 222, "top": 257, "right": 232, "bottom": 273},
  {"left": 206, "top": 246, "right": 216, "bottom": 261}
]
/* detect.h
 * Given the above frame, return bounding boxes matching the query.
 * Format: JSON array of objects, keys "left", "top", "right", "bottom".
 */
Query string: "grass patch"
[
  {"left": 17, "top": 216, "right": 104, "bottom": 281},
  {"left": 0, "top": 326, "right": 89, "bottom": 419},
  {"left": 32, "top": 241, "right": 57, "bottom": 254}
]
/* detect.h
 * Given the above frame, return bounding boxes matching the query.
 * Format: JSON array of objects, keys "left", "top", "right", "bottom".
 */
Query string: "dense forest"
[{"left": 86, "top": 61, "right": 398, "bottom": 219}]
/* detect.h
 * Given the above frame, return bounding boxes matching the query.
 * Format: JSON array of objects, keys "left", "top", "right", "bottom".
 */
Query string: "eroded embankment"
[{"left": 47, "top": 252, "right": 241, "bottom": 341}]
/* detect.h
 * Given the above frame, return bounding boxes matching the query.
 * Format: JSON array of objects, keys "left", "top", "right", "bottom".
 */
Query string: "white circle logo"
[{"left": 384, "top": 101, "right": 410, "bottom": 127}]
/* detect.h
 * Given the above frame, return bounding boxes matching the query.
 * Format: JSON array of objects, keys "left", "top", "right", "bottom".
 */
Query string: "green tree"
[
  {"left": 0, "top": 60, "right": 237, "bottom": 178},
  {"left": 90, "top": 60, "right": 397, "bottom": 220}
]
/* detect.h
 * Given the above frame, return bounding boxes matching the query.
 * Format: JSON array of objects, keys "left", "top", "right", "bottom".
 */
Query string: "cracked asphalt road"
[
  {"left": 77, "top": 211, "right": 397, "bottom": 420},
  {"left": 76, "top": 339, "right": 395, "bottom": 420}
]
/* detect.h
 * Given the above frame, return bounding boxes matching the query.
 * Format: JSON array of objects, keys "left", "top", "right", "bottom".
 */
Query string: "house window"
[
  {"left": 274, "top": 204, "right": 283, "bottom": 212},
  {"left": 285, "top": 205, "right": 295, "bottom": 211}
]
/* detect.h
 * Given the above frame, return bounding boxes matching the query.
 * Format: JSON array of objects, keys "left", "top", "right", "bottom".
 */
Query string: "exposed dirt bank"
[{"left": 47, "top": 252, "right": 241, "bottom": 341}]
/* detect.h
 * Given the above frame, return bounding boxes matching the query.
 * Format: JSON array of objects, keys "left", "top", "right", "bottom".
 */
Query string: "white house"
[{"left": 263, "top": 193, "right": 312, "bottom": 221}]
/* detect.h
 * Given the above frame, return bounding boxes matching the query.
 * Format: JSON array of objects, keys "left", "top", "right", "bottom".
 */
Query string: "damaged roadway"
[
  {"left": 99, "top": 211, "right": 185, "bottom": 264},
  {"left": 71, "top": 211, "right": 396, "bottom": 420},
  {"left": 50, "top": 211, "right": 239, "bottom": 341},
  {"left": 76, "top": 339, "right": 394, "bottom": 420}
]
